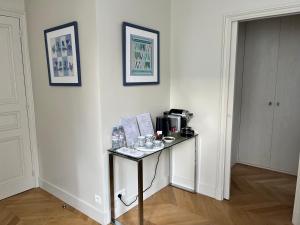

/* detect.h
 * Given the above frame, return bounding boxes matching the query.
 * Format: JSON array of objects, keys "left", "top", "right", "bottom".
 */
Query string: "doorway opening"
[
  {"left": 220, "top": 5, "right": 300, "bottom": 224},
  {"left": 231, "top": 16, "right": 300, "bottom": 175},
  {"left": 227, "top": 13, "right": 300, "bottom": 195}
]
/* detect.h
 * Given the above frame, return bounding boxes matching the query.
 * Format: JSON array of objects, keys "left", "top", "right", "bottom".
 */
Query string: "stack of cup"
[{"left": 137, "top": 134, "right": 162, "bottom": 149}]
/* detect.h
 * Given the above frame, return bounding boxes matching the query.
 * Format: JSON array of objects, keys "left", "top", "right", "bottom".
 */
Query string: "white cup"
[
  {"left": 154, "top": 140, "right": 162, "bottom": 148},
  {"left": 145, "top": 141, "right": 154, "bottom": 149},
  {"left": 138, "top": 136, "right": 146, "bottom": 147},
  {"left": 145, "top": 134, "right": 154, "bottom": 143}
]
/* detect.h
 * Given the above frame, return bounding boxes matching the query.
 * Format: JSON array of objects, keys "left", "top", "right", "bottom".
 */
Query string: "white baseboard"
[
  {"left": 171, "top": 175, "right": 217, "bottom": 199},
  {"left": 38, "top": 177, "right": 108, "bottom": 225},
  {"left": 237, "top": 161, "right": 297, "bottom": 176},
  {"left": 172, "top": 175, "right": 194, "bottom": 190},
  {"left": 38, "top": 176, "right": 217, "bottom": 225},
  {"left": 198, "top": 182, "right": 216, "bottom": 199},
  {"left": 113, "top": 176, "right": 217, "bottom": 220}
]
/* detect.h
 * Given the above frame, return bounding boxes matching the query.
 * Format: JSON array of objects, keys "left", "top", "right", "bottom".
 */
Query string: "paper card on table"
[
  {"left": 121, "top": 116, "right": 140, "bottom": 145},
  {"left": 136, "top": 112, "right": 154, "bottom": 136},
  {"left": 117, "top": 147, "right": 144, "bottom": 158}
]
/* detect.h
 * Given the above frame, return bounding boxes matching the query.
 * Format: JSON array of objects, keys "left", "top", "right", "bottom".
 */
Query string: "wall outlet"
[
  {"left": 115, "top": 189, "right": 126, "bottom": 200},
  {"left": 94, "top": 194, "right": 102, "bottom": 205}
]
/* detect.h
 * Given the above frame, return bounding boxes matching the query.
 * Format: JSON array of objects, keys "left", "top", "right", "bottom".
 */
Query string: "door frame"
[
  {"left": 0, "top": 9, "right": 39, "bottom": 187},
  {"left": 218, "top": 3, "right": 300, "bottom": 200}
]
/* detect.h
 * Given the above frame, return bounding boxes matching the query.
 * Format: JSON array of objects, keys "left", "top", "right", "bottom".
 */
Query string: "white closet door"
[
  {"left": 0, "top": 16, "right": 35, "bottom": 199},
  {"left": 238, "top": 19, "right": 280, "bottom": 167},
  {"left": 270, "top": 16, "right": 300, "bottom": 175}
]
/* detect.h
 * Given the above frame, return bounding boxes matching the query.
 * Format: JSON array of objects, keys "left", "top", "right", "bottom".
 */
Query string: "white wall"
[
  {"left": 171, "top": 138, "right": 197, "bottom": 190},
  {"left": 170, "top": 0, "right": 300, "bottom": 198},
  {"left": 0, "top": 0, "right": 24, "bottom": 11},
  {"left": 231, "top": 23, "right": 246, "bottom": 166},
  {"left": 23, "top": 0, "right": 300, "bottom": 224},
  {"left": 97, "top": 0, "right": 171, "bottom": 220},
  {"left": 25, "top": 0, "right": 105, "bottom": 223},
  {"left": 25, "top": 0, "right": 171, "bottom": 222},
  {"left": 293, "top": 156, "right": 300, "bottom": 225}
]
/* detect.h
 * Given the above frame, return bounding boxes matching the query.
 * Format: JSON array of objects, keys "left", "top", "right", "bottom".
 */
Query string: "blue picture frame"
[
  {"left": 122, "top": 22, "right": 160, "bottom": 86},
  {"left": 44, "top": 21, "right": 81, "bottom": 86}
]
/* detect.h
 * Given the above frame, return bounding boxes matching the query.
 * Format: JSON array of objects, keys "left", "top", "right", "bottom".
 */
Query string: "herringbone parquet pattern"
[
  {"left": 0, "top": 188, "right": 99, "bottom": 225},
  {"left": 118, "top": 164, "right": 297, "bottom": 225},
  {"left": 0, "top": 164, "right": 297, "bottom": 225}
]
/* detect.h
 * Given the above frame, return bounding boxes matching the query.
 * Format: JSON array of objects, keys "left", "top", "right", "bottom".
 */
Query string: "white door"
[
  {"left": 270, "top": 15, "right": 300, "bottom": 175},
  {"left": 238, "top": 18, "right": 280, "bottom": 167},
  {"left": 0, "top": 16, "right": 35, "bottom": 199}
]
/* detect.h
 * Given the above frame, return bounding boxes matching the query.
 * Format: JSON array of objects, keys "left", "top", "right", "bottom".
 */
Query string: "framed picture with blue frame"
[
  {"left": 122, "top": 22, "right": 160, "bottom": 86},
  {"left": 44, "top": 21, "right": 81, "bottom": 86}
]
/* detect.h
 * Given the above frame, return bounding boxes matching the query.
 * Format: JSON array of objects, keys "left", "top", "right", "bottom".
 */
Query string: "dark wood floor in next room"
[{"left": 0, "top": 164, "right": 297, "bottom": 225}]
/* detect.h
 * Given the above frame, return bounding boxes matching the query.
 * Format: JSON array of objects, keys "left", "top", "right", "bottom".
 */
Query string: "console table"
[{"left": 108, "top": 134, "right": 199, "bottom": 225}]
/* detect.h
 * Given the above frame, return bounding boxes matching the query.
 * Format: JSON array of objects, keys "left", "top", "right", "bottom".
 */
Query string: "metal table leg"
[
  {"left": 109, "top": 154, "right": 116, "bottom": 224},
  {"left": 138, "top": 160, "right": 144, "bottom": 225}
]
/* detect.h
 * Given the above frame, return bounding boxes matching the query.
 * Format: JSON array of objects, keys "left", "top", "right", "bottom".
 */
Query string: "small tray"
[
  {"left": 135, "top": 143, "right": 165, "bottom": 152},
  {"left": 163, "top": 136, "right": 176, "bottom": 143}
]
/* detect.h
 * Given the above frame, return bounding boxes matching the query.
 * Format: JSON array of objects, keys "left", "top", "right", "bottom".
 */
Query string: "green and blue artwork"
[{"left": 130, "top": 34, "right": 154, "bottom": 76}]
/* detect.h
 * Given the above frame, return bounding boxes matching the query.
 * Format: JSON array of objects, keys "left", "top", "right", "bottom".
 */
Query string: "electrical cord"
[{"left": 118, "top": 151, "right": 162, "bottom": 207}]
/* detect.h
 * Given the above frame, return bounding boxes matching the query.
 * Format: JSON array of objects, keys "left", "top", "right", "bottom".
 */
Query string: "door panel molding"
[
  {"left": 0, "top": 136, "right": 24, "bottom": 184},
  {"left": 0, "top": 23, "right": 18, "bottom": 105},
  {"left": 0, "top": 9, "right": 39, "bottom": 189},
  {"left": 0, "top": 111, "right": 20, "bottom": 131}
]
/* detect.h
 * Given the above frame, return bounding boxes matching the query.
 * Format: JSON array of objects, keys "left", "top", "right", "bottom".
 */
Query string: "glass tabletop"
[{"left": 108, "top": 134, "right": 198, "bottom": 161}]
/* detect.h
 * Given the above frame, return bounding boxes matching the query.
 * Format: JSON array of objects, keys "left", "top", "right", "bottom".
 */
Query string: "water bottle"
[
  {"left": 112, "top": 126, "right": 120, "bottom": 149},
  {"left": 118, "top": 125, "right": 126, "bottom": 147}
]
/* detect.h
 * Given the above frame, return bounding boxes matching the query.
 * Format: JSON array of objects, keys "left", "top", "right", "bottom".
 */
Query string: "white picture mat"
[
  {"left": 46, "top": 26, "right": 78, "bottom": 83},
  {"left": 126, "top": 26, "right": 158, "bottom": 83}
]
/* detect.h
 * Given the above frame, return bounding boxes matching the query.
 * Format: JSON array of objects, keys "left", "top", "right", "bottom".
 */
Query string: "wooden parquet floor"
[
  {"left": 0, "top": 164, "right": 297, "bottom": 225},
  {"left": 117, "top": 164, "right": 297, "bottom": 225},
  {"left": 0, "top": 188, "right": 99, "bottom": 225}
]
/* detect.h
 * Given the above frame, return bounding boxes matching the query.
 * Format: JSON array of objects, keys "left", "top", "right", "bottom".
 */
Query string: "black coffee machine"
[{"left": 156, "top": 109, "right": 194, "bottom": 137}]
